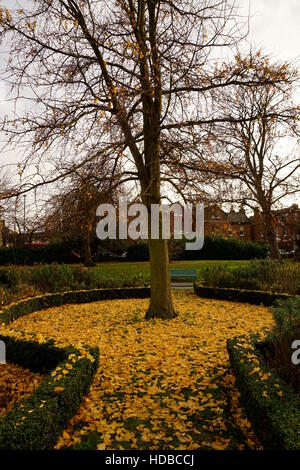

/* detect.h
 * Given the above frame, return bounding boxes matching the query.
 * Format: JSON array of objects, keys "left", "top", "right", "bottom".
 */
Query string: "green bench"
[{"left": 170, "top": 269, "right": 197, "bottom": 282}]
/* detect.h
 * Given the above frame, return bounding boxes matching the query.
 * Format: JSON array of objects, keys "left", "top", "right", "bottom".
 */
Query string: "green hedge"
[
  {"left": 126, "top": 242, "right": 150, "bottom": 261},
  {"left": 227, "top": 334, "right": 300, "bottom": 449},
  {"left": 0, "top": 287, "right": 150, "bottom": 325},
  {"left": 0, "top": 334, "right": 66, "bottom": 372},
  {"left": 0, "top": 243, "right": 80, "bottom": 265},
  {"left": 194, "top": 283, "right": 292, "bottom": 306},
  {"left": 200, "top": 259, "right": 300, "bottom": 295},
  {"left": 0, "top": 335, "right": 99, "bottom": 450},
  {"left": 181, "top": 234, "right": 268, "bottom": 260}
]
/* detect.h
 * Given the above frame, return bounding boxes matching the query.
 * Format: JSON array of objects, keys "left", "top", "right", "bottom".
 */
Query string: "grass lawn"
[
  {"left": 85, "top": 259, "right": 250, "bottom": 284},
  {"left": 1, "top": 290, "right": 274, "bottom": 450},
  {"left": 0, "top": 259, "right": 298, "bottom": 308}
]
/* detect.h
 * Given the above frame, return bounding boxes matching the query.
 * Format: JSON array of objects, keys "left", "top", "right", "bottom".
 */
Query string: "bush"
[
  {"left": 227, "top": 334, "right": 300, "bottom": 450},
  {"left": 181, "top": 234, "right": 268, "bottom": 260},
  {"left": 126, "top": 242, "right": 149, "bottom": 261},
  {"left": 0, "top": 263, "right": 149, "bottom": 307},
  {"left": 0, "top": 334, "right": 98, "bottom": 450},
  {"left": 266, "top": 298, "right": 300, "bottom": 393},
  {"left": 0, "top": 269, "right": 20, "bottom": 288},
  {"left": 0, "top": 242, "right": 80, "bottom": 265},
  {"left": 193, "top": 284, "right": 292, "bottom": 306},
  {"left": 201, "top": 258, "right": 300, "bottom": 295}
]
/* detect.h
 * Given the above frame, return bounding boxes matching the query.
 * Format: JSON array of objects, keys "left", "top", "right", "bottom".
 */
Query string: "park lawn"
[
  {"left": 1, "top": 291, "right": 274, "bottom": 450},
  {"left": 0, "top": 259, "right": 249, "bottom": 308},
  {"left": 0, "top": 259, "right": 250, "bottom": 285},
  {"left": 87, "top": 259, "right": 250, "bottom": 284}
]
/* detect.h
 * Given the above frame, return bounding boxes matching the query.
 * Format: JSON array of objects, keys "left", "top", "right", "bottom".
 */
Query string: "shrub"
[
  {"left": 227, "top": 334, "right": 300, "bottom": 450},
  {"left": 193, "top": 283, "right": 292, "bottom": 306},
  {"left": 0, "top": 269, "right": 20, "bottom": 288},
  {"left": 0, "top": 242, "right": 80, "bottom": 265},
  {"left": 181, "top": 234, "right": 268, "bottom": 261},
  {"left": 0, "top": 334, "right": 98, "bottom": 450},
  {"left": 0, "top": 263, "right": 149, "bottom": 307},
  {"left": 126, "top": 242, "right": 149, "bottom": 261},
  {"left": 201, "top": 258, "right": 300, "bottom": 295},
  {"left": 266, "top": 298, "right": 300, "bottom": 393}
]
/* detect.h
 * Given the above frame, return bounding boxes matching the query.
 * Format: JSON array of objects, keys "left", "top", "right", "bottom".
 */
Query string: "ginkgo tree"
[{"left": 0, "top": 1, "right": 293, "bottom": 319}]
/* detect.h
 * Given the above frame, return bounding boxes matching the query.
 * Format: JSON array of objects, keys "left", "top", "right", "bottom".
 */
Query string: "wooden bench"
[{"left": 170, "top": 269, "right": 197, "bottom": 282}]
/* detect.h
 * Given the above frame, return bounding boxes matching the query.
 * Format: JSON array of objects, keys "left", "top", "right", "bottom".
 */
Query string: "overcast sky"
[
  {"left": 0, "top": 0, "right": 299, "bottom": 209},
  {"left": 244, "top": 0, "right": 300, "bottom": 62}
]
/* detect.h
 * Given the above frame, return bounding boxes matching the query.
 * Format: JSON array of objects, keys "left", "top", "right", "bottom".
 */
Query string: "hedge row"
[
  {"left": 0, "top": 287, "right": 151, "bottom": 325},
  {"left": 125, "top": 236, "right": 268, "bottom": 262},
  {"left": 227, "top": 334, "right": 300, "bottom": 450},
  {"left": 0, "top": 334, "right": 66, "bottom": 373},
  {"left": 0, "top": 334, "right": 99, "bottom": 450},
  {"left": 0, "top": 243, "right": 80, "bottom": 265},
  {"left": 0, "top": 287, "right": 152, "bottom": 449},
  {"left": 181, "top": 234, "right": 268, "bottom": 260},
  {"left": 193, "top": 283, "right": 292, "bottom": 306}
]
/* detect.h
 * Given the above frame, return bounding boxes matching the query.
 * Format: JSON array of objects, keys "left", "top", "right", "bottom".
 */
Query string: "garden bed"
[
  {"left": 0, "top": 363, "right": 43, "bottom": 418},
  {"left": 227, "top": 334, "right": 300, "bottom": 450},
  {"left": 0, "top": 287, "right": 150, "bottom": 325},
  {"left": 1, "top": 291, "right": 274, "bottom": 450},
  {"left": 0, "top": 334, "right": 98, "bottom": 450}
]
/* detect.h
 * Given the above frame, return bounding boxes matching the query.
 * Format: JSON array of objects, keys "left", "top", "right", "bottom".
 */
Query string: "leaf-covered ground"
[
  {"left": 0, "top": 364, "right": 43, "bottom": 417},
  {"left": 1, "top": 292, "right": 274, "bottom": 450}
]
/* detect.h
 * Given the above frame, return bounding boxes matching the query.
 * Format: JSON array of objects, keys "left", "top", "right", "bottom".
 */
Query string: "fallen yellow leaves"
[
  {"left": 0, "top": 292, "right": 274, "bottom": 450},
  {"left": 0, "top": 363, "right": 43, "bottom": 417}
]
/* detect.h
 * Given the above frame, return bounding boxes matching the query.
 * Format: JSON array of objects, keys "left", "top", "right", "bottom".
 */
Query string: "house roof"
[{"left": 227, "top": 209, "right": 249, "bottom": 224}]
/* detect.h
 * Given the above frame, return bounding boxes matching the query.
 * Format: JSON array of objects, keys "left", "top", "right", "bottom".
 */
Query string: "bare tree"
[
  {"left": 204, "top": 53, "right": 300, "bottom": 258},
  {"left": 45, "top": 165, "right": 119, "bottom": 265},
  {"left": 0, "top": 1, "right": 292, "bottom": 317}
]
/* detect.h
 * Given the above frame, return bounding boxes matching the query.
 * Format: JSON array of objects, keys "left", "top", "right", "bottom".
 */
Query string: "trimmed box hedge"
[
  {"left": 0, "top": 286, "right": 153, "bottom": 449},
  {"left": 227, "top": 334, "right": 300, "bottom": 450},
  {"left": 194, "top": 283, "right": 292, "bottom": 306},
  {"left": 0, "top": 286, "right": 151, "bottom": 325},
  {"left": 0, "top": 334, "right": 99, "bottom": 450}
]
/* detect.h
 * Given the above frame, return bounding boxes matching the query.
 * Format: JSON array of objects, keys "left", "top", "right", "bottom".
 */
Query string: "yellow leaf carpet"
[
  {"left": 0, "top": 291, "right": 273, "bottom": 450},
  {"left": 0, "top": 364, "right": 43, "bottom": 417}
]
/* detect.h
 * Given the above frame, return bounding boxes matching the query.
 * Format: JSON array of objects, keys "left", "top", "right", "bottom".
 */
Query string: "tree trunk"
[
  {"left": 83, "top": 235, "right": 94, "bottom": 266},
  {"left": 145, "top": 238, "right": 177, "bottom": 320},
  {"left": 263, "top": 211, "right": 281, "bottom": 259}
]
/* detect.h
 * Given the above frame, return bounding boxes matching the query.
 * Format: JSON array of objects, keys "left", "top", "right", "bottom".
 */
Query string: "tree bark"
[
  {"left": 263, "top": 211, "right": 281, "bottom": 259},
  {"left": 145, "top": 237, "right": 177, "bottom": 320},
  {"left": 83, "top": 235, "right": 94, "bottom": 266}
]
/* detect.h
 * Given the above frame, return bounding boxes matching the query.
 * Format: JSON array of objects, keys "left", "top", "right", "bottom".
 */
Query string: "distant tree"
[
  {"left": 203, "top": 54, "right": 300, "bottom": 258},
  {"left": 45, "top": 164, "right": 118, "bottom": 265}
]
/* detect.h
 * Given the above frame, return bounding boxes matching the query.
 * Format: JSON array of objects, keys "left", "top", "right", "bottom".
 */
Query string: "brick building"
[
  {"left": 274, "top": 204, "right": 300, "bottom": 251},
  {"left": 204, "top": 205, "right": 252, "bottom": 241},
  {"left": 170, "top": 203, "right": 300, "bottom": 251},
  {"left": 250, "top": 204, "right": 300, "bottom": 251}
]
